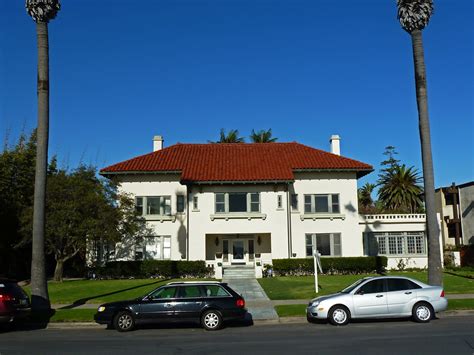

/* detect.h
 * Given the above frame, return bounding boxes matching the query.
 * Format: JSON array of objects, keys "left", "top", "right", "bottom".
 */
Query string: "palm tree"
[
  {"left": 26, "top": 0, "right": 61, "bottom": 311},
  {"left": 378, "top": 165, "right": 423, "bottom": 213},
  {"left": 358, "top": 182, "right": 376, "bottom": 213},
  {"left": 397, "top": 0, "right": 442, "bottom": 286},
  {"left": 250, "top": 129, "right": 278, "bottom": 143},
  {"left": 210, "top": 129, "right": 245, "bottom": 143}
]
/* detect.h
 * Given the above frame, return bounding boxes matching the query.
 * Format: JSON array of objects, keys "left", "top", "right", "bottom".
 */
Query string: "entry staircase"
[{"left": 222, "top": 265, "right": 255, "bottom": 279}]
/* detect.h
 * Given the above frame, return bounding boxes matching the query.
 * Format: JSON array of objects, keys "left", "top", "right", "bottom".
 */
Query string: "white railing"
[{"left": 359, "top": 214, "right": 426, "bottom": 223}]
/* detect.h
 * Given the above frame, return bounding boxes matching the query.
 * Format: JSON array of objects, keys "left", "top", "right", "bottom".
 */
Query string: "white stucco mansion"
[{"left": 99, "top": 135, "right": 436, "bottom": 277}]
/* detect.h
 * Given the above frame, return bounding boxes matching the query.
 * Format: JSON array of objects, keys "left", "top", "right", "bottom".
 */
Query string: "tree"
[
  {"left": 26, "top": 0, "right": 61, "bottom": 310},
  {"left": 249, "top": 129, "right": 278, "bottom": 143},
  {"left": 211, "top": 129, "right": 245, "bottom": 143},
  {"left": 358, "top": 182, "right": 376, "bottom": 213},
  {"left": 378, "top": 164, "right": 424, "bottom": 213},
  {"left": 379, "top": 146, "right": 401, "bottom": 176},
  {"left": 397, "top": 0, "right": 442, "bottom": 285},
  {"left": 21, "top": 165, "right": 148, "bottom": 282}
]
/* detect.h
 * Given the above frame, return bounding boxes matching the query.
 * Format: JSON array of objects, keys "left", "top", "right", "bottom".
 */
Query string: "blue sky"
[{"left": 1, "top": 0, "right": 472, "bottom": 188}]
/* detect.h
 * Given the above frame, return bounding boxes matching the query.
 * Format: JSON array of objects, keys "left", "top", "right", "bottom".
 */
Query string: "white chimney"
[
  {"left": 153, "top": 135, "right": 164, "bottom": 151},
  {"left": 330, "top": 135, "right": 340, "bottom": 155}
]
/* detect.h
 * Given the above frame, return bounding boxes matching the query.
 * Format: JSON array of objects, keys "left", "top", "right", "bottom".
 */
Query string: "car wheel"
[
  {"left": 201, "top": 310, "right": 223, "bottom": 331},
  {"left": 113, "top": 311, "right": 135, "bottom": 332},
  {"left": 328, "top": 305, "right": 350, "bottom": 326},
  {"left": 412, "top": 302, "right": 433, "bottom": 323}
]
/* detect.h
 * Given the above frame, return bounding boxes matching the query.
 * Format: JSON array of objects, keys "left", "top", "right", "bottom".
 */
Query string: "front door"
[
  {"left": 138, "top": 286, "right": 178, "bottom": 322},
  {"left": 352, "top": 279, "right": 388, "bottom": 317},
  {"left": 231, "top": 240, "right": 246, "bottom": 263}
]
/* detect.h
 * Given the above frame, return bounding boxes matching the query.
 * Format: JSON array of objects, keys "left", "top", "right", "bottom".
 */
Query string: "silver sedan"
[{"left": 306, "top": 276, "right": 448, "bottom": 326}]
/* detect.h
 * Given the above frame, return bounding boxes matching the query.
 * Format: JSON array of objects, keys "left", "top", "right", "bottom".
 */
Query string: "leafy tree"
[
  {"left": 249, "top": 129, "right": 278, "bottom": 143},
  {"left": 397, "top": 0, "right": 442, "bottom": 285},
  {"left": 0, "top": 131, "right": 37, "bottom": 279},
  {"left": 358, "top": 182, "right": 376, "bottom": 213},
  {"left": 21, "top": 165, "right": 148, "bottom": 282},
  {"left": 211, "top": 129, "right": 245, "bottom": 143},
  {"left": 379, "top": 146, "right": 401, "bottom": 176},
  {"left": 377, "top": 164, "right": 424, "bottom": 213},
  {"left": 26, "top": 0, "right": 61, "bottom": 310}
]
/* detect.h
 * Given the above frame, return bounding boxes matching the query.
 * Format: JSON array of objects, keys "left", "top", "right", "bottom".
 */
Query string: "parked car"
[
  {"left": 94, "top": 281, "right": 247, "bottom": 332},
  {"left": 0, "top": 279, "right": 31, "bottom": 325},
  {"left": 306, "top": 276, "right": 447, "bottom": 326}
]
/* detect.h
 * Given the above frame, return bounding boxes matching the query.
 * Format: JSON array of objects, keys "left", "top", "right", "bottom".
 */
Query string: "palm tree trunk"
[
  {"left": 410, "top": 29, "right": 442, "bottom": 286},
  {"left": 31, "top": 21, "right": 51, "bottom": 310}
]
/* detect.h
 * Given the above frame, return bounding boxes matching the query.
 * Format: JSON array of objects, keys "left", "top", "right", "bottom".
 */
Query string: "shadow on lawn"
[
  {"left": 59, "top": 279, "right": 171, "bottom": 310},
  {"left": 444, "top": 271, "right": 474, "bottom": 280}
]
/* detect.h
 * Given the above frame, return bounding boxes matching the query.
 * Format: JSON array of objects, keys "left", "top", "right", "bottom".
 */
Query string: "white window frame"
[
  {"left": 370, "top": 232, "right": 426, "bottom": 256},
  {"left": 135, "top": 196, "right": 172, "bottom": 216},
  {"left": 135, "top": 236, "right": 171, "bottom": 260},
  {"left": 304, "top": 194, "right": 340, "bottom": 214},
  {"left": 214, "top": 192, "right": 261, "bottom": 214},
  {"left": 305, "top": 233, "right": 342, "bottom": 257}
]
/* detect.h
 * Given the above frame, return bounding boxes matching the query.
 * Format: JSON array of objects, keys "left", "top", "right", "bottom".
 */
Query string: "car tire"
[
  {"left": 328, "top": 305, "right": 350, "bottom": 326},
  {"left": 201, "top": 310, "right": 223, "bottom": 331},
  {"left": 412, "top": 302, "right": 433, "bottom": 323},
  {"left": 113, "top": 311, "right": 135, "bottom": 332}
]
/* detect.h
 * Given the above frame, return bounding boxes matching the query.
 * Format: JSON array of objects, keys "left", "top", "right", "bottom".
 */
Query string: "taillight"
[
  {"left": 440, "top": 290, "right": 445, "bottom": 297},
  {"left": 236, "top": 298, "right": 245, "bottom": 308},
  {"left": 0, "top": 294, "right": 13, "bottom": 301}
]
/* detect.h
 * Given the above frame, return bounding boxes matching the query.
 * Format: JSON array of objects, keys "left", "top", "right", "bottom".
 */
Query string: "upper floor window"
[
  {"left": 277, "top": 195, "right": 283, "bottom": 209},
  {"left": 192, "top": 195, "right": 199, "bottom": 211},
  {"left": 304, "top": 194, "right": 340, "bottom": 214},
  {"left": 291, "top": 194, "right": 298, "bottom": 211},
  {"left": 215, "top": 192, "right": 260, "bottom": 213},
  {"left": 136, "top": 196, "right": 171, "bottom": 216},
  {"left": 176, "top": 195, "right": 185, "bottom": 213}
]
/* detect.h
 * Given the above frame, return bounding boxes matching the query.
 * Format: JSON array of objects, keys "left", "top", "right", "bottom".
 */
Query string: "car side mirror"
[{"left": 142, "top": 295, "right": 150, "bottom": 301}]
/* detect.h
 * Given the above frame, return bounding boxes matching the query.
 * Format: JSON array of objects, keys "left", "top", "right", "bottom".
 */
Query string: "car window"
[
  {"left": 149, "top": 287, "right": 177, "bottom": 299},
  {"left": 340, "top": 279, "right": 366, "bottom": 294},
  {"left": 0, "top": 282, "right": 27, "bottom": 298},
  {"left": 202, "top": 285, "right": 231, "bottom": 297},
  {"left": 177, "top": 286, "right": 202, "bottom": 298},
  {"left": 387, "top": 279, "right": 422, "bottom": 292},
  {"left": 357, "top": 279, "right": 385, "bottom": 294}
]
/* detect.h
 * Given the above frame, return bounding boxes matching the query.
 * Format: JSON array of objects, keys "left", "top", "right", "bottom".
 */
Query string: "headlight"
[
  {"left": 310, "top": 301, "right": 320, "bottom": 307},
  {"left": 97, "top": 306, "right": 106, "bottom": 312}
]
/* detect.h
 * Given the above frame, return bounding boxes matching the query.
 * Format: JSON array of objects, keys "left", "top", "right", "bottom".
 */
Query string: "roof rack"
[{"left": 166, "top": 281, "right": 221, "bottom": 285}]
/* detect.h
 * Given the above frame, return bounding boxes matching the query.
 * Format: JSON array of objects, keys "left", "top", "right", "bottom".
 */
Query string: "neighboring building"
[
  {"left": 98, "top": 135, "right": 437, "bottom": 276},
  {"left": 435, "top": 181, "right": 474, "bottom": 247}
]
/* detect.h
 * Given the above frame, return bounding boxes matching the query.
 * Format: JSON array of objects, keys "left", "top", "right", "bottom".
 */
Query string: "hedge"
[
  {"left": 95, "top": 260, "right": 213, "bottom": 279},
  {"left": 270, "top": 256, "right": 387, "bottom": 276}
]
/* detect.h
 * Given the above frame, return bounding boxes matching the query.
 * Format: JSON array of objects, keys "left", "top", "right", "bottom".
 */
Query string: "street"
[{"left": 1, "top": 315, "right": 473, "bottom": 355}]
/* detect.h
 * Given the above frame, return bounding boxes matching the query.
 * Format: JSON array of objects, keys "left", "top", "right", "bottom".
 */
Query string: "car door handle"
[
  {"left": 404, "top": 291, "right": 412, "bottom": 295},
  {"left": 164, "top": 303, "right": 173, "bottom": 308},
  {"left": 376, "top": 294, "right": 384, "bottom": 298}
]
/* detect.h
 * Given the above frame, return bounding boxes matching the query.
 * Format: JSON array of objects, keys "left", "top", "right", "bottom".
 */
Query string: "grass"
[
  {"left": 275, "top": 299, "right": 474, "bottom": 317},
  {"left": 49, "top": 309, "right": 97, "bottom": 322},
  {"left": 24, "top": 278, "right": 186, "bottom": 305},
  {"left": 258, "top": 271, "right": 474, "bottom": 300}
]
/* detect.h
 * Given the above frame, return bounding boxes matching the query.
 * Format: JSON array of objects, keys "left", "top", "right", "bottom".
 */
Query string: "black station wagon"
[{"left": 94, "top": 281, "right": 247, "bottom": 331}]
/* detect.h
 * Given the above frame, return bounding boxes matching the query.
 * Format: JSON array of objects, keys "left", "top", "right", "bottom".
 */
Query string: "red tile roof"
[{"left": 100, "top": 143, "right": 373, "bottom": 182}]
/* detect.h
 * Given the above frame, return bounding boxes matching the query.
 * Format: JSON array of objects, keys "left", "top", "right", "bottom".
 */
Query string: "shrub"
[
  {"left": 271, "top": 256, "right": 387, "bottom": 276},
  {"left": 95, "top": 260, "right": 212, "bottom": 279}
]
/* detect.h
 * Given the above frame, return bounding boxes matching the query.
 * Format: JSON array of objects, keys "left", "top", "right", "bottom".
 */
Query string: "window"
[
  {"left": 135, "top": 196, "right": 171, "bottom": 216},
  {"left": 150, "top": 287, "right": 177, "bottom": 300},
  {"left": 135, "top": 236, "right": 171, "bottom": 260},
  {"left": 357, "top": 279, "right": 385, "bottom": 294},
  {"left": 387, "top": 278, "right": 421, "bottom": 292},
  {"left": 177, "top": 286, "right": 202, "bottom": 298},
  {"left": 291, "top": 194, "right": 298, "bottom": 211},
  {"left": 304, "top": 194, "right": 340, "bottom": 214},
  {"left": 277, "top": 195, "right": 283, "bottom": 209},
  {"left": 214, "top": 192, "right": 260, "bottom": 213},
  {"left": 306, "top": 233, "right": 342, "bottom": 257},
  {"left": 176, "top": 195, "right": 185, "bottom": 213},
  {"left": 203, "top": 285, "right": 231, "bottom": 297},
  {"left": 368, "top": 232, "right": 426, "bottom": 256},
  {"left": 193, "top": 195, "right": 199, "bottom": 210}
]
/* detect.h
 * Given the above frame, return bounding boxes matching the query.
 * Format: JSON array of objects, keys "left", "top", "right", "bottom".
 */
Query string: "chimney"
[
  {"left": 330, "top": 135, "right": 340, "bottom": 155},
  {"left": 153, "top": 135, "right": 164, "bottom": 151}
]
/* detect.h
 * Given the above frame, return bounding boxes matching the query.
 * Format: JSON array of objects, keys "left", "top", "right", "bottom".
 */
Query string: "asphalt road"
[{"left": 1, "top": 316, "right": 473, "bottom": 355}]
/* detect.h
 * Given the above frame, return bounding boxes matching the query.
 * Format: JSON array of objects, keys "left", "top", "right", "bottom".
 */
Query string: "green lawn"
[
  {"left": 50, "top": 309, "right": 97, "bottom": 322},
  {"left": 275, "top": 299, "right": 474, "bottom": 317},
  {"left": 258, "top": 272, "right": 474, "bottom": 300},
  {"left": 24, "top": 278, "right": 186, "bottom": 305}
]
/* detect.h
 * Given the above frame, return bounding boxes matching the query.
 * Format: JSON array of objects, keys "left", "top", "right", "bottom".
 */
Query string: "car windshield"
[{"left": 340, "top": 279, "right": 367, "bottom": 294}]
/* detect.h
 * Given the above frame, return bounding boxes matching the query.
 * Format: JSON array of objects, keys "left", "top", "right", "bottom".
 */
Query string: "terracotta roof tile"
[{"left": 100, "top": 143, "right": 373, "bottom": 182}]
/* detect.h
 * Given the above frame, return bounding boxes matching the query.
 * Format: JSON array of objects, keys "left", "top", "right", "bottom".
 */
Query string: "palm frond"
[
  {"left": 26, "top": 0, "right": 60, "bottom": 23},
  {"left": 397, "top": 0, "right": 433, "bottom": 33}
]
